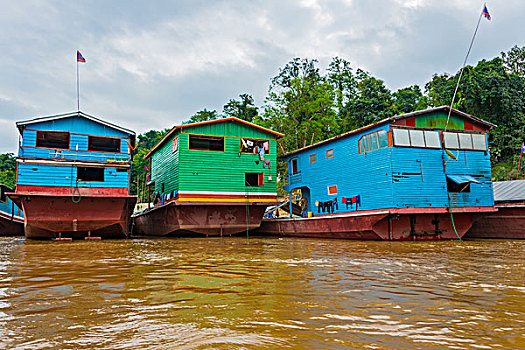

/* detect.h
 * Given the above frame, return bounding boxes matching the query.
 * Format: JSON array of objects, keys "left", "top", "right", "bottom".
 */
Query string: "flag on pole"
[
  {"left": 144, "top": 165, "right": 149, "bottom": 171},
  {"left": 482, "top": 5, "right": 491, "bottom": 20},
  {"left": 77, "top": 50, "right": 86, "bottom": 62},
  {"left": 521, "top": 142, "right": 525, "bottom": 153}
]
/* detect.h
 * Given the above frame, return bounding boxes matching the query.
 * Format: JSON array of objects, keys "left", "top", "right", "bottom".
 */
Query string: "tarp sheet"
[{"left": 446, "top": 174, "right": 481, "bottom": 184}]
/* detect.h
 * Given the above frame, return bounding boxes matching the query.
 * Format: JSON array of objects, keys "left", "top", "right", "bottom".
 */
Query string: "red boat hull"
[
  {"left": 133, "top": 201, "right": 272, "bottom": 236},
  {"left": 0, "top": 214, "right": 24, "bottom": 236},
  {"left": 255, "top": 207, "right": 496, "bottom": 241},
  {"left": 466, "top": 204, "right": 525, "bottom": 239},
  {"left": 9, "top": 193, "right": 136, "bottom": 239}
]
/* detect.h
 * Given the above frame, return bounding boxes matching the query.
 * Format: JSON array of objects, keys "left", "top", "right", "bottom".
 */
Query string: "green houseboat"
[{"left": 132, "top": 117, "right": 283, "bottom": 236}]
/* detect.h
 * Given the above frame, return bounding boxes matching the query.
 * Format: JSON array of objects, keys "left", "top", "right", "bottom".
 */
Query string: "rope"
[
  {"left": 245, "top": 186, "right": 250, "bottom": 239},
  {"left": 442, "top": 5, "right": 487, "bottom": 240},
  {"left": 445, "top": 6, "right": 484, "bottom": 131},
  {"left": 441, "top": 148, "right": 462, "bottom": 241},
  {"left": 70, "top": 166, "right": 81, "bottom": 203},
  {"left": 447, "top": 192, "right": 462, "bottom": 241}
]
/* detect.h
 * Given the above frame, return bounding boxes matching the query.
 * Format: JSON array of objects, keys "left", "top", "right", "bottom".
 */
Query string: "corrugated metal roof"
[{"left": 493, "top": 180, "right": 525, "bottom": 203}]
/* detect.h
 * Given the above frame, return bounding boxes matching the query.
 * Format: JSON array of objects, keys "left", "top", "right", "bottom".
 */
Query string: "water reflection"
[{"left": 0, "top": 237, "right": 524, "bottom": 349}]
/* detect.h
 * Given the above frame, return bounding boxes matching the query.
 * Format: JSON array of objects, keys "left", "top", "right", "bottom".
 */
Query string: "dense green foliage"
[
  {"left": 1, "top": 45, "right": 524, "bottom": 194},
  {"left": 0, "top": 153, "right": 16, "bottom": 188}
]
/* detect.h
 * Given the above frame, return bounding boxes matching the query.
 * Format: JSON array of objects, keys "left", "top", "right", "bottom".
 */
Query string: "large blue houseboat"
[
  {"left": 258, "top": 106, "right": 497, "bottom": 240},
  {"left": 0, "top": 184, "right": 24, "bottom": 236},
  {"left": 8, "top": 112, "right": 136, "bottom": 239}
]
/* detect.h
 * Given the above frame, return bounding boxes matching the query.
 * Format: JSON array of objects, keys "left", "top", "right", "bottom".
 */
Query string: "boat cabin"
[
  {"left": 144, "top": 117, "right": 283, "bottom": 205},
  {"left": 281, "top": 106, "right": 496, "bottom": 216},
  {"left": 14, "top": 111, "right": 135, "bottom": 196}
]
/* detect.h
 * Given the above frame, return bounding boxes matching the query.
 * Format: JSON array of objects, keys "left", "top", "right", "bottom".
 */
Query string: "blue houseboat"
[
  {"left": 8, "top": 112, "right": 136, "bottom": 239},
  {"left": 258, "top": 106, "right": 497, "bottom": 240},
  {"left": 0, "top": 184, "right": 24, "bottom": 236}
]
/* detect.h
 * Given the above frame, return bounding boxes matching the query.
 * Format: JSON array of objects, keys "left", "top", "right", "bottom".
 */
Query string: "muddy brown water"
[{"left": 0, "top": 237, "right": 524, "bottom": 349}]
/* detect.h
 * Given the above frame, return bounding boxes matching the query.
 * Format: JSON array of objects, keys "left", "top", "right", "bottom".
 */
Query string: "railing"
[{"left": 289, "top": 172, "right": 302, "bottom": 184}]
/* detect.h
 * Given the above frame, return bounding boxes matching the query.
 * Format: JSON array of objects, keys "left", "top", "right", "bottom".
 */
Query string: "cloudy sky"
[{"left": 1, "top": 0, "right": 523, "bottom": 153}]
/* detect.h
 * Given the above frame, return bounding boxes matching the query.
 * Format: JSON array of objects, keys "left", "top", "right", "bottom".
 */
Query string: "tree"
[
  {"left": 223, "top": 93, "right": 258, "bottom": 122},
  {"left": 392, "top": 85, "right": 427, "bottom": 114},
  {"left": 130, "top": 129, "right": 170, "bottom": 197},
  {"left": 341, "top": 69, "right": 394, "bottom": 131},
  {"left": 270, "top": 58, "right": 321, "bottom": 92},
  {"left": 0, "top": 153, "right": 16, "bottom": 188},
  {"left": 425, "top": 56, "right": 525, "bottom": 164},
  {"left": 327, "top": 57, "right": 357, "bottom": 114},
  {"left": 501, "top": 45, "right": 525, "bottom": 77},
  {"left": 263, "top": 58, "right": 338, "bottom": 153}
]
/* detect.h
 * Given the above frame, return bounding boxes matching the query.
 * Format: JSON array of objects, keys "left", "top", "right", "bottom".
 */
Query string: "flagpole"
[
  {"left": 76, "top": 54, "right": 80, "bottom": 112},
  {"left": 445, "top": 3, "right": 486, "bottom": 131},
  {"left": 517, "top": 144, "right": 524, "bottom": 180}
]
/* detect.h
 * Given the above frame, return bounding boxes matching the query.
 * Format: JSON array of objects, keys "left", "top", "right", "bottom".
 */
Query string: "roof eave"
[
  {"left": 16, "top": 111, "right": 136, "bottom": 140},
  {"left": 279, "top": 106, "right": 496, "bottom": 159},
  {"left": 144, "top": 117, "right": 283, "bottom": 159}
]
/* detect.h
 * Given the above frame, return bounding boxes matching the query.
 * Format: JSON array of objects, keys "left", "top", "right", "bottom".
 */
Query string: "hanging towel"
[
  {"left": 263, "top": 160, "right": 271, "bottom": 168},
  {"left": 264, "top": 141, "right": 269, "bottom": 151},
  {"left": 259, "top": 147, "right": 265, "bottom": 161},
  {"left": 246, "top": 140, "right": 254, "bottom": 147},
  {"left": 253, "top": 146, "right": 258, "bottom": 154},
  {"left": 342, "top": 197, "right": 346, "bottom": 204},
  {"left": 356, "top": 195, "right": 361, "bottom": 208}
]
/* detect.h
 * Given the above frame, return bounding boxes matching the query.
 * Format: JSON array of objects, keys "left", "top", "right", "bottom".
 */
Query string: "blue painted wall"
[
  {"left": 284, "top": 123, "right": 493, "bottom": 214},
  {"left": 0, "top": 197, "right": 24, "bottom": 219},
  {"left": 17, "top": 115, "right": 134, "bottom": 191},
  {"left": 17, "top": 163, "right": 129, "bottom": 188}
]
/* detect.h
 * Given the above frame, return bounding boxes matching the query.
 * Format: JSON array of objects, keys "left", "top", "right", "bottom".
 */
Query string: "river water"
[{"left": 0, "top": 237, "right": 523, "bottom": 349}]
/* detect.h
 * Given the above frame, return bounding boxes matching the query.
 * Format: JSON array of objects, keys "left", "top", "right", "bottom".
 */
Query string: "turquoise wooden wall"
[
  {"left": 17, "top": 115, "right": 134, "bottom": 191},
  {"left": 284, "top": 122, "right": 494, "bottom": 214}
]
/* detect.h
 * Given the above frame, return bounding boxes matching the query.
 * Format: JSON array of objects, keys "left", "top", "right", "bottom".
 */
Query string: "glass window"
[
  {"left": 409, "top": 130, "right": 425, "bottom": 148},
  {"left": 472, "top": 134, "right": 487, "bottom": 150},
  {"left": 310, "top": 154, "right": 317, "bottom": 163},
  {"left": 458, "top": 133, "right": 473, "bottom": 149},
  {"left": 393, "top": 128, "right": 410, "bottom": 147},
  {"left": 189, "top": 135, "right": 224, "bottom": 151},
  {"left": 378, "top": 130, "right": 388, "bottom": 148},
  {"left": 424, "top": 131, "right": 441, "bottom": 148},
  {"left": 443, "top": 132, "right": 459, "bottom": 149},
  {"left": 88, "top": 136, "right": 120, "bottom": 152},
  {"left": 36, "top": 131, "right": 70, "bottom": 149},
  {"left": 369, "top": 133, "right": 379, "bottom": 151},
  {"left": 326, "top": 149, "right": 334, "bottom": 158}
]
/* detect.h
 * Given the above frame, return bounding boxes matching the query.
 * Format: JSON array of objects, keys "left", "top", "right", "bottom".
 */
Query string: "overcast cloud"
[{"left": 0, "top": 0, "right": 523, "bottom": 153}]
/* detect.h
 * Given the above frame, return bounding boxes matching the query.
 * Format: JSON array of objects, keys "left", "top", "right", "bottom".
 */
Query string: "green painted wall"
[
  {"left": 151, "top": 120, "right": 279, "bottom": 195},
  {"left": 415, "top": 111, "right": 464, "bottom": 130},
  {"left": 151, "top": 131, "right": 179, "bottom": 194}
]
